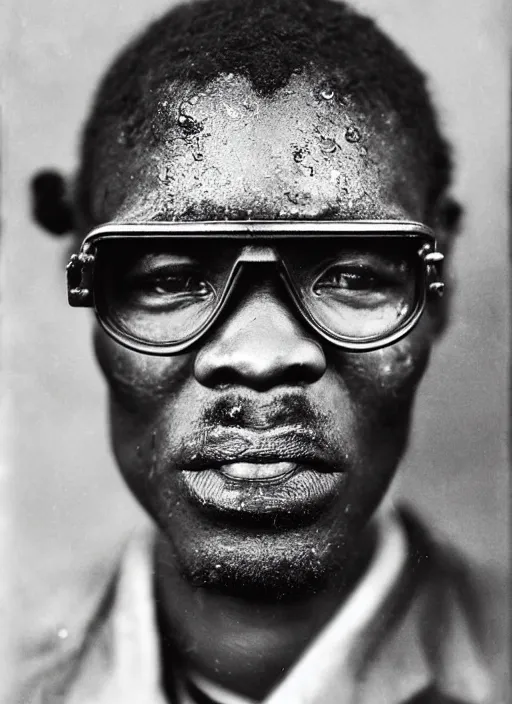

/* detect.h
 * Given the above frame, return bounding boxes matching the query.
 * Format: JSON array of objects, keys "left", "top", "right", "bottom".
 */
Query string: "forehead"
[{"left": 91, "top": 74, "right": 428, "bottom": 224}]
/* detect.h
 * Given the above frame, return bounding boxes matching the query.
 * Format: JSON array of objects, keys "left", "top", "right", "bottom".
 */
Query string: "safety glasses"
[{"left": 67, "top": 221, "right": 444, "bottom": 355}]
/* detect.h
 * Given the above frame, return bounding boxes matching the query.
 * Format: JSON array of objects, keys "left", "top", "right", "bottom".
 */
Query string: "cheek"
[
  {"left": 94, "top": 326, "right": 196, "bottom": 511},
  {"left": 322, "top": 324, "right": 434, "bottom": 524},
  {"left": 94, "top": 326, "right": 193, "bottom": 413},
  {"left": 94, "top": 326, "right": 195, "bottom": 470},
  {"left": 326, "top": 317, "right": 434, "bottom": 480},
  {"left": 340, "top": 315, "right": 433, "bottom": 405},
  {"left": 370, "top": 337, "right": 429, "bottom": 396}
]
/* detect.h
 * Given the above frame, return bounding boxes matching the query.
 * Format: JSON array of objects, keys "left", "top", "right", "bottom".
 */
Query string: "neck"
[{"left": 154, "top": 526, "right": 377, "bottom": 701}]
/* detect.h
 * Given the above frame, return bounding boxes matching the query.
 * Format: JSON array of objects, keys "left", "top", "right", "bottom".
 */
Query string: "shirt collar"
[
  {"left": 23, "top": 506, "right": 493, "bottom": 704},
  {"left": 113, "top": 507, "right": 425, "bottom": 704}
]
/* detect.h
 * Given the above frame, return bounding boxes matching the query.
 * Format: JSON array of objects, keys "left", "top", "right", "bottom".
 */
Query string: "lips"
[
  {"left": 177, "top": 425, "right": 345, "bottom": 522},
  {"left": 178, "top": 425, "right": 337, "bottom": 469}
]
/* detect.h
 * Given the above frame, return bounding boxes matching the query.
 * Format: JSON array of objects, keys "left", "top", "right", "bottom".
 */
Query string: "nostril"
[
  {"left": 197, "top": 363, "right": 317, "bottom": 391},
  {"left": 265, "top": 360, "right": 325, "bottom": 389},
  {"left": 290, "top": 360, "right": 325, "bottom": 384}
]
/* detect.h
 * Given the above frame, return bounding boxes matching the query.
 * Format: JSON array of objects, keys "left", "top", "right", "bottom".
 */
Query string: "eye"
[
  {"left": 146, "top": 271, "right": 211, "bottom": 297},
  {"left": 118, "top": 264, "right": 215, "bottom": 310},
  {"left": 313, "top": 263, "right": 392, "bottom": 294}
]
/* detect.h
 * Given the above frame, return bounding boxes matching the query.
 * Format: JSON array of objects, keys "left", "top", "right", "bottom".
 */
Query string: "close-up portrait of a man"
[{"left": 2, "top": 0, "right": 509, "bottom": 703}]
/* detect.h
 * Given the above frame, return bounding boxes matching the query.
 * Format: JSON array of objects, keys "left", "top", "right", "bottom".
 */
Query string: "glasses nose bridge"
[
  {"left": 235, "top": 243, "right": 281, "bottom": 266},
  {"left": 227, "top": 243, "right": 297, "bottom": 317},
  {"left": 228, "top": 243, "right": 292, "bottom": 302}
]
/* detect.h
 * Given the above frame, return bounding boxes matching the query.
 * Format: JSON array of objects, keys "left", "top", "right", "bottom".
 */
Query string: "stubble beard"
[{"left": 156, "top": 510, "right": 358, "bottom": 601}]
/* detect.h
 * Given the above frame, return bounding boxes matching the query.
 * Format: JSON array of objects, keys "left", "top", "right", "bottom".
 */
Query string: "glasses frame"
[{"left": 67, "top": 220, "right": 444, "bottom": 355}]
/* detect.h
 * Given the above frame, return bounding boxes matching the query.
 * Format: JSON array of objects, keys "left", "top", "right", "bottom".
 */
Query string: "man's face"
[{"left": 92, "top": 74, "right": 438, "bottom": 596}]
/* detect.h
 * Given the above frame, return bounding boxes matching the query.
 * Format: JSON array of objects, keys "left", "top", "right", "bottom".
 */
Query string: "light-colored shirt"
[
  {"left": 178, "top": 508, "right": 408, "bottom": 704},
  {"left": 17, "top": 507, "right": 497, "bottom": 704}
]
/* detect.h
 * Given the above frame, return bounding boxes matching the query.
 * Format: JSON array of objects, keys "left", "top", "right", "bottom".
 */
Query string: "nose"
[{"left": 194, "top": 283, "right": 327, "bottom": 391}]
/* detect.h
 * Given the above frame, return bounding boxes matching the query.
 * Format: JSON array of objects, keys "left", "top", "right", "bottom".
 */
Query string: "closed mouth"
[
  {"left": 178, "top": 425, "right": 338, "bottom": 476},
  {"left": 175, "top": 428, "right": 344, "bottom": 526}
]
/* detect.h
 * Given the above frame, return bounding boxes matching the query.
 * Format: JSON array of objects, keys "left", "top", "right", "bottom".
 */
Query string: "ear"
[
  {"left": 31, "top": 170, "right": 75, "bottom": 235},
  {"left": 429, "top": 194, "right": 463, "bottom": 337},
  {"left": 436, "top": 194, "right": 462, "bottom": 246}
]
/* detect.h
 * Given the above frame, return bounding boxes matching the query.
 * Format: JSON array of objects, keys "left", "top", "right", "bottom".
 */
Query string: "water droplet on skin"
[
  {"left": 215, "top": 564, "right": 221, "bottom": 569},
  {"left": 345, "top": 125, "right": 361, "bottom": 143},
  {"left": 178, "top": 112, "right": 203, "bottom": 135},
  {"left": 320, "top": 87, "right": 335, "bottom": 100},
  {"left": 225, "top": 73, "right": 234, "bottom": 80},
  {"left": 320, "top": 137, "right": 337, "bottom": 154},
  {"left": 193, "top": 152, "right": 204, "bottom": 161},
  {"left": 188, "top": 95, "right": 198, "bottom": 105},
  {"left": 293, "top": 148, "right": 305, "bottom": 163},
  {"left": 162, "top": 101, "right": 168, "bottom": 107},
  {"left": 57, "top": 628, "right": 69, "bottom": 640}
]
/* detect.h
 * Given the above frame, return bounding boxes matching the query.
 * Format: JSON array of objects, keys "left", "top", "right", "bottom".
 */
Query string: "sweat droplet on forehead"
[
  {"left": 319, "top": 137, "right": 337, "bottom": 154},
  {"left": 102, "top": 74, "right": 426, "bottom": 223},
  {"left": 345, "top": 125, "right": 361, "bottom": 143},
  {"left": 178, "top": 113, "right": 203, "bottom": 135},
  {"left": 320, "top": 87, "right": 335, "bottom": 101}
]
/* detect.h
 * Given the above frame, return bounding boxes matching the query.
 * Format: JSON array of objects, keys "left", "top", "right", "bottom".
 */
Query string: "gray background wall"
[{"left": 2, "top": 0, "right": 509, "bottom": 696}]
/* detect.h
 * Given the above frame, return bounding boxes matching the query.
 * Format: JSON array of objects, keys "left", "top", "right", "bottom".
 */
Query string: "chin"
[{"left": 162, "top": 519, "right": 351, "bottom": 600}]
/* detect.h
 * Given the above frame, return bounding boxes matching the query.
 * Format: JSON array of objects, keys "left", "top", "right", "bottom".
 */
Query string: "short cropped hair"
[{"left": 75, "top": 0, "right": 460, "bottom": 230}]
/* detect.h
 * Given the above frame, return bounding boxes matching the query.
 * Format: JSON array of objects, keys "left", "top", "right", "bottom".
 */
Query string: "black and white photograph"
[{"left": 1, "top": 1, "right": 509, "bottom": 702}]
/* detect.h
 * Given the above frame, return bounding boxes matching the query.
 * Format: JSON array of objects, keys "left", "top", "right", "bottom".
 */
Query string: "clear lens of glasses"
[
  {"left": 95, "top": 240, "right": 238, "bottom": 345},
  {"left": 279, "top": 239, "right": 420, "bottom": 343},
  {"left": 94, "top": 237, "right": 424, "bottom": 349}
]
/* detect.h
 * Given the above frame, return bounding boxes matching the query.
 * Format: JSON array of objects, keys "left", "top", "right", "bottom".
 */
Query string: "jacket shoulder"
[{"left": 398, "top": 506, "right": 509, "bottom": 704}]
